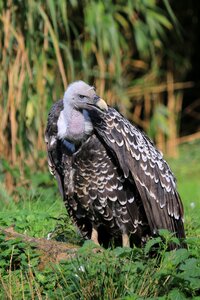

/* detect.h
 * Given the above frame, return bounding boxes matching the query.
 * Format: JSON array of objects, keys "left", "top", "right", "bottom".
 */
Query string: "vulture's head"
[
  {"left": 63, "top": 80, "right": 108, "bottom": 112},
  {"left": 57, "top": 81, "right": 107, "bottom": 142}
]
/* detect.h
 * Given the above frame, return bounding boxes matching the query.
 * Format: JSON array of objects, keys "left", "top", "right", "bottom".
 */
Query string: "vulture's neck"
[{"left": 57, "top": 103, "right": 93, "bottom": 143}]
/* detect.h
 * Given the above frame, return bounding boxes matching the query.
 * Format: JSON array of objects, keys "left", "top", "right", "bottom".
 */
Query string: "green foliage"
[
  {"left": 0, "top": 0, "right": 181, "bottom": 167},
  {"left": 148, "top": 104, "right": 169, "bottom": 138},
  {"left": 0, "top": 175, "right": 66, "bottom": 238},
  {"left": 0, "top": 232, "right": 199, "bottom": 299},
  {"left": 48, "top": 213, "right": 83, "bottom": 244},
  {"left": 169, "top": 140, "right": 200, "bottom": 208},
  {"left": 0, "top": 233, "right": 40, "bottom": 275},
  {"left": 0, "top": 141, "right": 200, "bottom": 298}
]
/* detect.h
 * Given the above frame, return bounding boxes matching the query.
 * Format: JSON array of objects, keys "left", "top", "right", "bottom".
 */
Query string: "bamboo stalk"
[
  {"left": 94, "top": 45, "right": 106, "bottom": 98},
  {"left": 133, "top": 114, "right": 147, "bottom": 130},
  {"left": 166, "top": 70, "right": 178, "bottom": 157},
  {"left": 38, "top": 5, "right": 68, "bottom": 89},
  {"left": 144, "top": 92, "right": 151, "bottom": 129},
  {"left": 174, "top": 92, "right": 183, "bottom": 142},
  {"left": 155, "top": 94, "right": 166, "bottom": 153},
  {"left": 177, "top": 131, "right": 200, "bottom": 144},
  {"left": 8, "top": 49, "right": 21, "bottom": 164},
  {"left": 1, "top": 5, "right": 11, "bottom": 70},
  {"left": 0, "top": 0, "right": 197, "bottom": 185},
  {"left": 133, "top": 102, "right": 143, "bottom": 124},
  {"left": 127, "top": 81, "right": 194, "bottom": 97}
]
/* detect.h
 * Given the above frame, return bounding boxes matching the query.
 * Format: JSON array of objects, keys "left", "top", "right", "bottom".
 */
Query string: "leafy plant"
[
  {"left": 0, "top": 233, "right": 199, "bottom": 299},
  {"left": 0, "top": 126, "right": 199, "bottom": 298},
  {"left": 0, "top": 0, "right": 183, "bottom": 175}
]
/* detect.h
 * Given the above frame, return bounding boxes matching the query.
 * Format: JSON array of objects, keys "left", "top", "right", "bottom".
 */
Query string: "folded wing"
[{"left": 88, "top": 106, "right": 185, "bottom": 239}]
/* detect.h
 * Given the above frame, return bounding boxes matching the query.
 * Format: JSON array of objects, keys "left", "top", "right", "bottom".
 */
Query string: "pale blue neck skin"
[
  {"left": 82, "top": 109, "right": 90, "bottom": 122},
  {"left": 62, "top": 139, "right": 76, "bottom": 154}
]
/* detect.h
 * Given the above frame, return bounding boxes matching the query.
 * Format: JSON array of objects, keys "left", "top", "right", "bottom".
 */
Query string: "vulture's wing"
[
  {"left": 88, "top": 106, "right": 185, "bottom": 238},
  {"left": 45, "top": 100, "right": 64, "bottom": 198}
]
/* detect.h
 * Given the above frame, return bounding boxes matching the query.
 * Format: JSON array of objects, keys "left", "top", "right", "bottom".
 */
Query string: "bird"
[{"left": 45, "top": 80, "right": 186, "bottom": 249}]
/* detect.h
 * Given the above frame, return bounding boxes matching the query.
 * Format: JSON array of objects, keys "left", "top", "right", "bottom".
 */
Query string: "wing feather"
[
  {"left": 88, "top": 106, "right": 185, "bottom": 238},
  {"left": 45, "top": 100, "right": 65, "bottom": 199}
]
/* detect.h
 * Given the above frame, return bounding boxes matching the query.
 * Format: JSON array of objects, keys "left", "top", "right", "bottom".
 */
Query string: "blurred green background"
[
  {"left": 0, "top": 1, "right": 200, "bottom": 298},
  {"left": 0, "top": 0, "right": 199, "bottom": 198}
]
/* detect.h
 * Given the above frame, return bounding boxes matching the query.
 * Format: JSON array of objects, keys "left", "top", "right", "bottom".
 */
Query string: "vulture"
[{"left": 45, "top": 81, "right": 186, "bottom": 248}]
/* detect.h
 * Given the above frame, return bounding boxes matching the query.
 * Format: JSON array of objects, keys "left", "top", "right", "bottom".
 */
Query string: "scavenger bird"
[{"left": 45, "top": 81, "right": 185, "bottom": 248}]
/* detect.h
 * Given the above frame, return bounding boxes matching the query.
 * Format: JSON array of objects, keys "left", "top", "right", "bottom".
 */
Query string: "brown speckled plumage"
[{"left": 45, "top": 83, "right": 185, "bottom": 248}]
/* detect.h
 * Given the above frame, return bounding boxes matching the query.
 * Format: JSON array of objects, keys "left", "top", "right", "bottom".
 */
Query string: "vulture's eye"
[{"left": 79, "top": 94, "right": 85, "bottom": 99}]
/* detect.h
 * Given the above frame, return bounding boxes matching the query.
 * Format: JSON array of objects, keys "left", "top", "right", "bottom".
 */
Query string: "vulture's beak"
[
  {"left": 76, "top": 95, "right": 108, "bottom": 112},
  {"left": 94, "top": 96, "right": 108, "bottom": 112}
]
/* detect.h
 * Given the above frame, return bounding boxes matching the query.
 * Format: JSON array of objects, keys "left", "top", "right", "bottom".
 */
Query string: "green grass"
[
  {"left": 169, "top": 140, "right": 200, "bottom": 207},
  {"left": 167, "top": 140, "right": 200, "bottom": 241},
  {"left": 0, "top": 187, "right": 64, "bottom": 238},
  {"left": 0, "top": 141, "right": 200, "bottom": 299}
]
